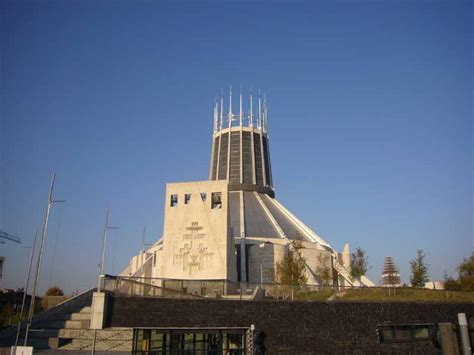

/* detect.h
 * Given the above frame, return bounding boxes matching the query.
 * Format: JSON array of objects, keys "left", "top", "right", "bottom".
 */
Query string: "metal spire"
[
  {"left": 263, "top": 93, "right": 267, "bottom": 133},
  {"left": 249, "top": 86, "right": 253, "bottom": 127},
  {"left": 220, "top": 89, "right": 224, "bottom": 130},
  {"left": 213, "top": 99, "right": 218, "bottom": 133},
  {"left": 228, "top": 85, "right": 232, "bottom": 127},
  {"left": 239, "top": 86, "right": 243, "bottom": 126},
  {"left": 258, "top": 89, "right": 262, "bottom": 129}
]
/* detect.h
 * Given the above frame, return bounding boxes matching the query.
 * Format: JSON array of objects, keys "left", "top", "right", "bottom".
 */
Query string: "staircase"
[
  {"left": 0, "top": 289, "right": 133, "bottom": 352},
  {"left": 59, "top": 327, "right": 133, "bottom": 351}
]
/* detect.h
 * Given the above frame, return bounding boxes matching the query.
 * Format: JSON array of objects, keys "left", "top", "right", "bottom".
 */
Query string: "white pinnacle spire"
[
  {"left": 263, "top": 93, "right": 268, "bottom": 133},
  {"left": 249, "top": 87, "right": 253, "bottom": 127},
  {"left": 228, "top": 85, "right": 232, "bottom": 127},
  {"left": 258, "top": 89, "right": 262, "bottom": 129},
  {"left": 213, "top": 100, "right": 218, "bottom": 133},
  {"left": 239, "top": 87, "right": 243, "bottom": 126},
  {"left": 220, "top": 89, "right": 224, "bottom": 130}
]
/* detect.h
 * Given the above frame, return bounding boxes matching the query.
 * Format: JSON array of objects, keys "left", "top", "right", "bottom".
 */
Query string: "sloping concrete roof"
[{"left": 228, "top": 191, "right": 333, "bottom": 251}]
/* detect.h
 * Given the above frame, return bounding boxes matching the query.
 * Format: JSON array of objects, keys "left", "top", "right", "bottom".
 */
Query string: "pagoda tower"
[{"left": 381, "top": 256, "right": 401, "bottom": 286}]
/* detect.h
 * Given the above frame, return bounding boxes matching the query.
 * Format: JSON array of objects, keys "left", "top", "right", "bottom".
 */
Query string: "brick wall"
[{"left": 107, "top": 296, "right": 474, "bottom": 353}]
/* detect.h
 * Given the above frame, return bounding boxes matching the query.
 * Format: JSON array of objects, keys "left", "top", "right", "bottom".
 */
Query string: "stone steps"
[
  {"left": 69, "top": 312, "right": 91, "bottom": 321},
  {"left": 62, "top": 339, "right": 132, "bottom": 351},
  {"left": 34, "top": 319, "right": 90, "bottom": 330},
  {"left": 1, "top": 289, "right": 134, "bottom": 352},
  {"left": 21, "top": 328, "right": 60, "bottom": 338},
  {"left": 79, "top": 306, "right": 92, "bottom": 314},
  {"left": 19, "top": 338, "right": 50, "bottom": 349},
  {"left": 58, "top": 329, "right": 133, "bottom": 351},
  {"left": 58, "top": 328, "right": 132, "bottom": 340}
]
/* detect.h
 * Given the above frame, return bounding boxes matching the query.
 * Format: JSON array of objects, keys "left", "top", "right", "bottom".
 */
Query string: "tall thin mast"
[
  {"left": 258, "top": 89, "right": 262, "bottom": 129},
  {"left": 228, "top": 85, "right": 232, "bottom": 127},
  {"left": 220, "top": 89, "right": 224, "bottom": 130},
  {"left": 14, "top": 230, "right": 38, "bottom": 350},
  {"left": 25, "top": 172, "right": 64, "bottom": 346},
  {"left": 213, "top": 100, "right": 218, "bottom": 133},
  {"left": 263, "top": 94, "right": 267, "bottom": 133},
  {"left": 239, "top": 88, "right": 243, "bottom": 126},
  {"left": 249, "top": 87, "right": 253, "bottom": 127}
]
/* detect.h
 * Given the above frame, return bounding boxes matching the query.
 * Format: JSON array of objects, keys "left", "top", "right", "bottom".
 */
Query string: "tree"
[
  {"left": 45, "top": 286, "right": 64, "bottom": 296},
  {"left": 457, "top": 254, "right": 474, "bottom": 291},
  {"left": 444, "top": 254, "right": 474, "bottom": 292},
  {"left": 276, "top": 237, "right": 307, "bottom": 286},
  {"left": 314, "top": 254, "right": 332, "bottom": 286},
  {"left": 350, "top": 247, "right": 369, "bottom": 285},
  {"left": 410, "top": 249, "right": 429, "bottom": 287},
  {"left": 443, "top": 272, "right": 461, "bottom": 291}
]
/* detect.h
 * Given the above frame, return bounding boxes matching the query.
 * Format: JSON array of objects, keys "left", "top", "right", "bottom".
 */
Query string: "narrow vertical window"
[
  {"left": 200, "top": 193, "right": 207, "bottom": 202},
  {"left": 170, "top": 194, "right": 178, "bottom": 207},
  {"left": 185, "top": 194, "right": 191, "bottom": 204},
  {"left": 153, "top": 252, "right": 157, "bottom": 267},
  {"left": 211, "top": 192, "right": 222, "bottom": 209}
]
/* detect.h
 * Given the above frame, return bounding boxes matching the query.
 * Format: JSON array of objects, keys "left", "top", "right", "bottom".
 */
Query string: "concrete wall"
[
  {"left": 247, "top": 242, "right": 272, "bottom": 284},
  {"left": 246, "top": 242, "right": 286, "bottom": 284},
  {"left": 300, "top": 244, "right": 334, "bottom": 285},
  {"left": 160, "top": 180, "right": 237, "bottom": 281},
  {"left": 107, "top": 296, "right": 474, "bottom": 353}
]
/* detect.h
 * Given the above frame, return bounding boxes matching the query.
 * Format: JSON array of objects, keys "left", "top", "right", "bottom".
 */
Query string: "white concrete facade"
[
  {"left": 120, "top": 182, "right": 370, "bottom": 287},
  {"left": 160, "top": 180, "right": 237, "bottom": 281}
]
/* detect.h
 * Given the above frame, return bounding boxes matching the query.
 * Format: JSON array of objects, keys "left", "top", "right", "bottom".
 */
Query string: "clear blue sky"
[{"left": 1, "top": 0, "right": 472, "bottom": 293}]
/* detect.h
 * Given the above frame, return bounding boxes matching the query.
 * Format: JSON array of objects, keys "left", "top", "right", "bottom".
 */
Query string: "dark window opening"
[
  {"left": 236, "top": 246, "right": 241, "bottom": 282},
  {"left": 378, "top": 324, "right": 433, "bottom": 343},
  {"left": 245, "top": 244, "right": 250, "bottom": 282},
  {"left": 200, "top": 193, "right": 207, "bottom": 202},
  {"left": 132, "top": 328, "right": 247, "bottom": 354},
  {"left": 170, "top": 194, "right": 178, "bottom": 207},
  {"left": 211, "top": 192, "right": 222, "bottom": 209},
  {"left": 185, "top": 194, "right": 191, "bottom": 204}
]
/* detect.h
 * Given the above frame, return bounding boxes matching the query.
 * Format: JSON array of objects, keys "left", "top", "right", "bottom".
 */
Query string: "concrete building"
[{"left": 121, "top": 89, "right": 374, "bottom": 288}]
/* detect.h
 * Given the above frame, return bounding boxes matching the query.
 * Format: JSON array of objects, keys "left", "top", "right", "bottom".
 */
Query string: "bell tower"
[{"left": 209, "top": 87, "right": 274, "bottom": 197}]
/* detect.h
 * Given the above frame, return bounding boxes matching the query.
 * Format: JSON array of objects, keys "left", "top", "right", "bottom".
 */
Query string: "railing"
[
  {"left": 102, "top": 275, "right": 203, "bottom": 299},
  {"left": 103, "top": 276, "right": 474, "bottom": 303}
]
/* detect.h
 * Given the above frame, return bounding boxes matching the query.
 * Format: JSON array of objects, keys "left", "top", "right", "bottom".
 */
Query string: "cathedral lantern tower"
[{"left": 209, "top": 88, "right": 274, "bottom": 197}]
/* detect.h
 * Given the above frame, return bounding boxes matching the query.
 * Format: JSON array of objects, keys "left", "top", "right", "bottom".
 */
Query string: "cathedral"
[{"left": 121, "top": 89, "right": 374, "bottom": 290}]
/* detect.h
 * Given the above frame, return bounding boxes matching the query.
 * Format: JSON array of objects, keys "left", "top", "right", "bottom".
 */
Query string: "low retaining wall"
[{"left": 107, "top": 296, "right": 474, "bottom": 353}]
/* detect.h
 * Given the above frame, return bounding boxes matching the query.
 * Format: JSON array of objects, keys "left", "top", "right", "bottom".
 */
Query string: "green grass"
[
  {"left": 336, "top": 287, "right": 474, "bottom": 303},
  {"left": 295, "top": 290, "right": 334, "bottom": 301},
  {"left": 265, "top": 285, "right": 474, "bottom": 302}
]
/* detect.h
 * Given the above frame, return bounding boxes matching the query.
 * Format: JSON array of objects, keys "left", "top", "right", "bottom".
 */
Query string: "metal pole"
[
  {"left": 14, "top": 230, "right": 38, "bottom": 349},
  {"left": 97, "top": 206, "right": 117, "bottom": 292},
  {"left": 260, "top": 262, "right": 263, "bottom": 287},
  {"left": 25, "top": 172, "right": 64, "bottom": 346},
  {"left": 98, "top": 207, "right": 108, "bottom": 292},
  {"left": 91, "top": 329, "right": 97, "bottom": 355}
]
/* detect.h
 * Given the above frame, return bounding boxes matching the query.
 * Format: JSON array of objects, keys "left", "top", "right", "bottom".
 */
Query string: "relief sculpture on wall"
[{"left": 173, "top": 222, "right": 214, "bottom": 276}]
